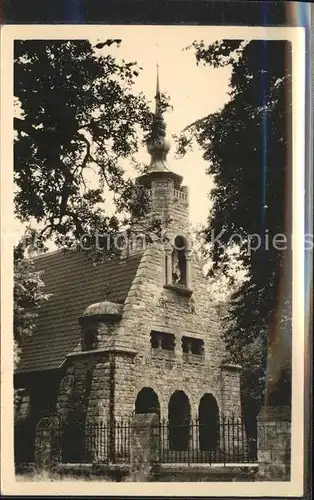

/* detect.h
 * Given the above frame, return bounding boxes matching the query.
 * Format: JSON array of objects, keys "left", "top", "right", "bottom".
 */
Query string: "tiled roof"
[{"left": 16, "top": 250, "right": 142, "bottom": 373}]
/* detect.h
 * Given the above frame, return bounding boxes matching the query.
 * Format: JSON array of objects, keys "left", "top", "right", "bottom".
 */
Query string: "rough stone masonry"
[
  {"left": 54, "top": 77, "right": 243, "bottom": 428},
  {"left": 15, "top": 74, "right": 244, "bottom": 461}
]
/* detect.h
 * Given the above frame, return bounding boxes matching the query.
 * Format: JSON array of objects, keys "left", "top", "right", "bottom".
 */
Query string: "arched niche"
[
  {"left": 168, "top": 390, "right": 191, "bottom": 451},
  {"left": 198, "top": 393, "right": 220, "bottom": 451},
  {"left": 172, "top": 236, "right": 187, "bottom": 286},
  {"left": 135, "top": 387, "right": 160, "bottom": 415},
  {"left": 165, "top": 234, "right": 192, "bottom": 291}
]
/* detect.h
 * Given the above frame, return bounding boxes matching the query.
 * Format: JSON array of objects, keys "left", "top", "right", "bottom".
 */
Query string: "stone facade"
[
  {"left": 15, "top": 84, "right": 243, "bottom": 459},
  {"left": 55, "top": 167, "right": 242, "bottom": 426}
]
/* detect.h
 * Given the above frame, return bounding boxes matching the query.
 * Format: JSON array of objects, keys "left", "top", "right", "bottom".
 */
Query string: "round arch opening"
[
  {"left": 135, "top": 387, "right": 160, "bottom": 415},
  {"left": 198, "top": 393, "right": 220, "bottom": 451},
  {"left": 168, "top": 390, "right": 191, "bottom": 451}
]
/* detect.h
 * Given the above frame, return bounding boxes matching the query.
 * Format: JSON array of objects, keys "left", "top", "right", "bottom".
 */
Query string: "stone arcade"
[{"left": 14, "top": 74, "right": 243, "bottom": 464}]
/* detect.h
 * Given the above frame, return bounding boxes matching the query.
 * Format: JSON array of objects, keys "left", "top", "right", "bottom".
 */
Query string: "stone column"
[
  {"left": 220, "top": 363, "right": 244, "bottom": 460},
  {"left": 130, "top": 413, "right": 160, "bottom": 481},
  {"left": 220, "top": 363, "right": 242, "bottom": 416},
  {"left": 257, "top": 406, "right": 291, "bottom": 480},
  {"left": 185, "top": 249, "right": 192, "bottom": 290}
]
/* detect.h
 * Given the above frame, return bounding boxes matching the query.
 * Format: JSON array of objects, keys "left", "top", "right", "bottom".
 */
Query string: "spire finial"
[
  {"left": 155, "top": 62, "right": 161, "bottom": 116},
  {"left": 146, "top": 63, "right": 171, "bottom": 172}
]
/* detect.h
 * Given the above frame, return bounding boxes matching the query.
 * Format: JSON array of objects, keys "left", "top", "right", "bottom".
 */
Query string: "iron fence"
[
  {"left": 15, "top": 414, "right": 257, "bottom": 466},
  {"left": 159, "top": 416, "right": 257, "bottom": 464},
  {"left": 59, "top": 418, "right": 131, "bottom": 464}
]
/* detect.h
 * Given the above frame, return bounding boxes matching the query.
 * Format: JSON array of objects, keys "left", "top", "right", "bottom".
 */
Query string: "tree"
[
  {"left": 13, "top": 239, "right": 51, "bottom": 368},
  {"left": 14, "top": 39, "right": 162, "bottom": 252},
  {"left": 13, "top": 39, "right": 170, "bottom": 365},
  {"left": 178, "top": 39, "right": 292, "bottom": 422}
]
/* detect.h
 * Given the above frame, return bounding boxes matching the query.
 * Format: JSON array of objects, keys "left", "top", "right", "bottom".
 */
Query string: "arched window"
[
  {"left": 168, "top": 390, "right": 191, "bottom": 451},
  {"left": 135, "top": 387, "right": 160, "bottom": 415},
  {"left": 198, "top": 393, "right": 220, "bottom": 451}
]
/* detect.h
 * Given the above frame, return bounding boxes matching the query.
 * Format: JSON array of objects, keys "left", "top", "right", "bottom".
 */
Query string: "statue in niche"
[
  {"left": 171, "top": 236, "right": 188, "bottom": 287},
  {"left": 172, "top": 250, "right": 182, "bottom": 284}
]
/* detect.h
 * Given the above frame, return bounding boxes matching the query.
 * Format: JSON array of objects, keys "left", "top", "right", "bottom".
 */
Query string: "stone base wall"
[
  {"left": 257, "top": 406, "right": 291, "bottom": 481},
  {"left": 152, "top": 464, "right": 258, "bottom": 482},
  {"left": 40, "top": 463, "right": 257, "bottom": 482}
]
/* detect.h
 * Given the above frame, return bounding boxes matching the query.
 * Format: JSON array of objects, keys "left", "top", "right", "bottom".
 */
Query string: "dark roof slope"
[{"left": 16, "top": 250, "right": 142, "bottom": 373}]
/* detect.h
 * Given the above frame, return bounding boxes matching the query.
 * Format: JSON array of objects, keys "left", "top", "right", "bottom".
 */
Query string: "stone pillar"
[
  {"left": 34, "top": 416, "right": 61, "bottom": 471},
  {"left": 112, "top": 349, "right": 137, "bottom": 418},
  {"left": 185, "top": 249, "right": 192, "bottom": 290},
  {"left": 220, "top": 363, "right": 242, "bottom": 416},
  {"left": 130, "top": 413, "right": 160, "bottom": 481},
  {"left": 165, "top": 249, "right": 172, "bottom": 286},
  {"left": 257, "top": 406, "right": 291, "bottom": 480}
]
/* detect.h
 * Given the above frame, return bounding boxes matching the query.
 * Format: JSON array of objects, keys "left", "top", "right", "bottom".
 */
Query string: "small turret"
[{"left": 134, "top": 67, "right": 190, "bottom": 235}]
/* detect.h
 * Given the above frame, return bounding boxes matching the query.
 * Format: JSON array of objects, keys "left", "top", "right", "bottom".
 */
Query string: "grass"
[{"left": 16, "top": 470, "right": 114, "bottom": 482}]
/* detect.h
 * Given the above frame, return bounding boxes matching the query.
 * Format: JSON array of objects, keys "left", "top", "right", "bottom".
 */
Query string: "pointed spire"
[
  {"left": 155, "top": 63, "right": 161, "bottom": 116},
  {"left": 146, "top": 64, "right": 171, "bottom": 172}
]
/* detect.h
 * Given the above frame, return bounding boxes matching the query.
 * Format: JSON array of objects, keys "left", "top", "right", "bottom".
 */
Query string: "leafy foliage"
[
  {"left": 13, "top": 39, "right": 168, "bottom": 363},
  {"left": 14, "top": 239, "right": 51, "bottom": 367},
  {"left": 180, "top": 40, "right": 292, "bottom": 419},
  {"left": 14, "top": 39, "right": 160, "bottom": 250}
]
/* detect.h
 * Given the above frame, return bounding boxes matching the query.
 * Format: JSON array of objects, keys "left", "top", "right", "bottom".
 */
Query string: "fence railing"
[
  {"left": 173, "top": 189, "right": 188, "bottom": 202},
  {"left": 159, "top": 417, "right": 257, "bottom": 464},
  {"left": 58, "top": 418, "right": 131, "bottom": 464},
  {"left": 15, "top": 415, "right": 257, "bottom": 466}
]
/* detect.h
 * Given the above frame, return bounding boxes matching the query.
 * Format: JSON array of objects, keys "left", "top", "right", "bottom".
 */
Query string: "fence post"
[
  {"left": 110, "top": 418, "right": 116, "bottom": 463},
  {"left": 34, "top": 415, "right": 60, "bottom": 472},
  {"left": 221, "top": 416, "right": 226, "bottom": 465},
  {"left": 130, "top": 413, "right": 160, "bottom": 481}
]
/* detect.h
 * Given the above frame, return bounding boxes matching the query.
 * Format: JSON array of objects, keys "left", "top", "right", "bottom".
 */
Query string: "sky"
[
  {"left": 12, "top": 26, "right": 234, "bottom": 246},
  {"left": 92, "top": 28, "right": 232, "bottom": 226}
]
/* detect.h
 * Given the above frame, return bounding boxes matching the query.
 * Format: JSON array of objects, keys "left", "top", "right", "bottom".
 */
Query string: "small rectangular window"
[
  {"left": 182, "top": 336, "right": 204, "bottom": 355},
  {"left": 151, "top": 331, "right": 175, "bottom": 351}
]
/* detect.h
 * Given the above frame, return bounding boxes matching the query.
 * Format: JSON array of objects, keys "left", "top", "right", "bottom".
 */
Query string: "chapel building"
[{"left": 14, "top": 74, "right": 242, "bottom": 459}]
